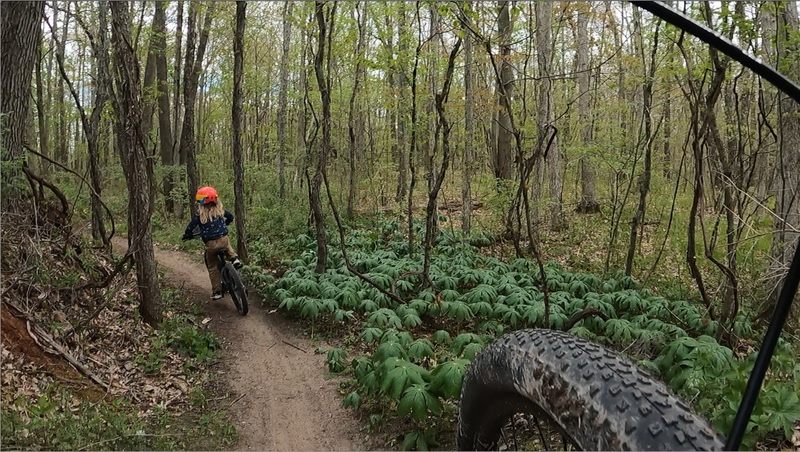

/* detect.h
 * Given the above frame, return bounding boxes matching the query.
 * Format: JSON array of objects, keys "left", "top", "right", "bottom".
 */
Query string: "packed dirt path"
[{"left": 112, "top": 237, "right": 369, "bottom": 451}]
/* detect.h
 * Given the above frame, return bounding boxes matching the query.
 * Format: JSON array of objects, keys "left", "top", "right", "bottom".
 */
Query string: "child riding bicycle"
[{"left": 182, "top": 186, "right": 243, "bottom": 300}]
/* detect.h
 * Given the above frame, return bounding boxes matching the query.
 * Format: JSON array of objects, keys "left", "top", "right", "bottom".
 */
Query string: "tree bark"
[
  {"left": 171, "top": 1, "right": 184, "bottom": 218},
  {"left": 153, "top": 2, "right": 174, "bottom": 215},
  {"left": 56, "top": 2, "right": 70, "bottom": 165},
  {"left": 462, "top": 19, "right": 475, "bottom": 235},
  {"left": 232, "top": 1, "right": 248, "bottom": 262},
  {"left": 535, "top": 1, "right": 564, "bottom": 230},
  {"left": 35, "top": 21, "right": 50, "bottom": 176},
  {"left": 277, "top": 2, "right": 292, "bottom": 200},
  {"left": 425, "top": 5, "right": 440, "bottom": 237},
  {"left": 1, "top": 1, "right": 44, "bottom": 165},
  {"left": 109, "top": 1, "right": 162, "bottom": 326},
  {"left": 576, "top": 4, "right": 600, "bottom": 214},
  {"left": 180, "top": 2, "right": 215, "bottom": 217},
  {"left": 311, "top": 1, "right": 334, "bottom": 274},
  {"left": 89, "top": 1, "right": 111, "bottom": 245},
  {"left": 625, "top": 16, "right": 660, "bottom": 276},
  {"left": 141, "top": 6, "right": 159, "bottom": 139},
  {"left": 423, "top": 38, "right": 462, "bottom": 285},
  {"left": 493, "top": 1, "right": 514, "bottom": 181},
  {"left": 395, "top": 3, "right": 409, "bottom": 203},
  {"left": 347, "top": 2, "right": 367, "bottom": 219}
]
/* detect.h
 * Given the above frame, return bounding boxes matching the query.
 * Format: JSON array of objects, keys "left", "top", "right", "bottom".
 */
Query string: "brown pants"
[{"left": 204, "top": 236, "right": 238, "bottom": 292}]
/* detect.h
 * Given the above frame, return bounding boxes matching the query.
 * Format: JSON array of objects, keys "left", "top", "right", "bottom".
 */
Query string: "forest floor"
[{"left": 112, "top": 237, "right": 375, "bottom": 451}]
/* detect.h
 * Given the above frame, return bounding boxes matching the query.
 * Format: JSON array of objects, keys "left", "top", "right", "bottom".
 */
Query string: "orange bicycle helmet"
[{"left": 196, "top": 186, "right": 218, "bottom": 205}]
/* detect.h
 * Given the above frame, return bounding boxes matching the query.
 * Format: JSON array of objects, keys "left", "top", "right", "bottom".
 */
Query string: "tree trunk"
[
  {"left": 1, "top": 1, "right": 43, "bottom": 166},
  {"left": 232, "top": 1, "right": 248, "bottom": 262},
  {"left": 425, "top": 5, "right": 439, "bottom": 237},
  {"left": 154, "top": 2, "right": 174, "bottom": 215},
  {"left": 625, "top": 16, "right": 660, "bottom": 276},
  {"left": 347, "top": 2, "right": 367, "bottom": 220},
  {"left": 493, "top": 1, "right": 514, "bottom": 181},
  {"left": 172, "top": 1, "right": 184, "bottom": 217},
  {"left": 277, "top": 2, "right": 292, "bottom": 200},
  {"left": 109, "top": 1, "right": 163, "bottom": 327},
  {"left": 395, "top": 3, "right": 409, "bottom": 203},
  {"left": 89, "top": 1, "right": 111, "bottom": 245},
  {"left": 535, "top": 1, "right": 563, "bottom": 230},
  {"left": 462, "top": 23, "right": 474, "bottom": 235},
  {"left": 423, "top": 38, "right": 461, "bottom": 284},
  {"left": 35, "top": 30, "right": 50, "bottom": 175},
  {"left": 141, "top": 8, "right": 159, "bottom": 139},
  {"left": 311, "top": 1, "right": 333, "bottom": 274},
  {"left": 576, "top": 5, "right": 600, "bottom": 214},
  {"left": 56, "top": 2, "right": 70, "bottom": 165},
  {"left": 407, "top": 3, "right": 422, "bottom": 258},
  {"left": 180, "top": 2, "right": 215, "bottom": 217}
]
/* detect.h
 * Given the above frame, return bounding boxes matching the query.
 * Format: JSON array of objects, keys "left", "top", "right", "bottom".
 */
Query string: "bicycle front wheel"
[
  {"left": 223, "top": 264, "right": 249, "bottom": 316},
  {"left": 457, "top": 329, "right": 724, "bottom": 451}
]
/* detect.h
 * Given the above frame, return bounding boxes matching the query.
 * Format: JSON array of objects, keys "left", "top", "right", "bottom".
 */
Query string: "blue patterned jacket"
[{"left": 184, "top": 210, "right": 234, "bottom": 243}]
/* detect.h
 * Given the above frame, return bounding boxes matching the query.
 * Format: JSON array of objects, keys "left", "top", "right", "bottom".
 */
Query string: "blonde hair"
[{"left": 199, "top": 200, "right": 224, "bottom": 224}]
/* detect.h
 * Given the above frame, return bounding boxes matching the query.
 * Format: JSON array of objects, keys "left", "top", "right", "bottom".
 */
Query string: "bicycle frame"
[
  {"left": 214, "top": 249, "right": 236, "bottom": 294},
  {"left": 628, "top": 2, "right": 800, "bottom": 450}
]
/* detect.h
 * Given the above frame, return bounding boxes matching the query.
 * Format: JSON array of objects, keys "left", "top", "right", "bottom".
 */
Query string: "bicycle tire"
[
  {"left": 223, "top": 264, "right": 249, "bottom": 316},
  {"left": 457, "top": 329, "right": 724, "bottom": 451}
]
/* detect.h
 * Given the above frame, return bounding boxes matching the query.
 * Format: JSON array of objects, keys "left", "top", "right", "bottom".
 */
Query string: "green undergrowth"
[
  {"left": 1, "top": 394, "right": 234, "bottom": 451},
  {"left": 248, "top": 217, "right": 800, "bottom": 450}
]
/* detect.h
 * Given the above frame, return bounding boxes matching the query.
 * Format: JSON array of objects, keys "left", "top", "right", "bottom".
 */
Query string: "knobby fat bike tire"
[
  {"left": 223, "top": 263, "right": 249, "bottom": 316},
  {"left": 457, "top": 329, "right": 724, "bottom": 451}
]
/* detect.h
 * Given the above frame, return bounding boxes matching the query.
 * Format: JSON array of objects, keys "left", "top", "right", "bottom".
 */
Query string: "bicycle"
[
  {"left": 456, "top": 2, "right": 800, "bottom": 451},
  {"left": 183, "top": 233, "right": 249, "bottom": 316}
]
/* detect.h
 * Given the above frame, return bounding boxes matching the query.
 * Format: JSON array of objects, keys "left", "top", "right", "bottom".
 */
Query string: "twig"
[
  {"left": 281, "top": 340, "right": 307, "bottom": 353},
  {"left": 229, "top": 393, "right": 246, "bottom": 407},
  {"left": 209, "top": 393, "right": 230, "bottom": 402},
  {"left": 562, "top": 307, "right": 610, "bottom": 332},
  {"left": 29, "top": 322, "right": 109, "bottom": 390},
  {"left": 24, "top": 144, "right": 117, "bottom": 244}
]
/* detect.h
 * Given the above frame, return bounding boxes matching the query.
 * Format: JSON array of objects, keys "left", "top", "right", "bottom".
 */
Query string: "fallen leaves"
[{"left": 1, "top": 227, "right": 210, "bottom": 426}]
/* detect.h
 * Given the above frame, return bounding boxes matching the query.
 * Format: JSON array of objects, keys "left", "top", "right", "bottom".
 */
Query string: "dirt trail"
[{"left": 113, "top": 238, "right": 368, "bottom": 451}]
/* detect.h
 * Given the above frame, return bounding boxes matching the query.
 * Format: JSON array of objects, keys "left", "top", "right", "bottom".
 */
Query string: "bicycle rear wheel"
[
  {"left": 223, "top": 264, "right": 249, "bottom": 316},
  {"left": 457, "top": 329, "right": 724, "bottom": 451}
]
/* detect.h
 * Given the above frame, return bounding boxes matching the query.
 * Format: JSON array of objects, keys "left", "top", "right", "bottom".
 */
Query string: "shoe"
[
  {"left": 211, "top": 290, "right": 223, "bottom": 300},
  {"left": 232, "top": 258, "right": 243, "bottom": 269}
]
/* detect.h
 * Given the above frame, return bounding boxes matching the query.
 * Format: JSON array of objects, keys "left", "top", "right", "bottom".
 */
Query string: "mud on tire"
[{"left": 457, "top": 329, "right": 724, "bottom": 451}]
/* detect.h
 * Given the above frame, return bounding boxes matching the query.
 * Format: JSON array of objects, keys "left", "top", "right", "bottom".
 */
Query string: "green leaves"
[
  {"left": 408, "top": 339, "right": 434, "bottom": 363},
  {"left": 326, "top": 348, "right": 347, "bottom": 373},
  {"left": 379, "top": 358, "right": 430, "bottom": 399},
  {"left": 372, "top": 340, "right": 407, "bottom": 363},
  {"left": 760, "top": 387, "right": 800, "bottom": 439},
  {"left": 402, "top": 428, "right": 439, "bottom": 451},
  {"left": 368, "top": 308, "right": 402, "bottom": 328},
  {"left": 433, "top": 330, "right": 451, "bottom": 345},
  {"left": 343, "top": 391, "right": 361, "bottom": 409},
  {"left": 361, "top": 327, "right": 384, "bottom": 343},
  {"left": 397, "top": 384, "right": 442, "bottom": 421},
  {"left": 296, "top": 278, "right": 320, "bottom": 296},
  {"left": 272, "top": 229, "right": 796, "bottom": 450},
  {"left": 428, "top": 359, "right": 469, "bottom": 399},
  {"left": 452, "top": 333, "right": 484, "bottom": 356},
  {"left": 464, "top": 284, "right": 498, "bottom": 304},
  {"left": 443, "top": 300, "right": 473, "bottom": 322}
]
